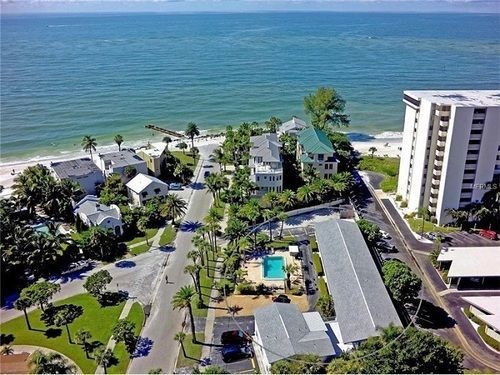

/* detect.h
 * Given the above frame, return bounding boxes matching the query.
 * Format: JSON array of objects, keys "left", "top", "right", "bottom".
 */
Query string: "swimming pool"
[{"left": 262, "top": 256, "right": 286, "bottom": 280}]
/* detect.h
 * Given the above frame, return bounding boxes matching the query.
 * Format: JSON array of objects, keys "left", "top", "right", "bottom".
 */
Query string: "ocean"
[{"left": 1, "top": 12, "right": 499, "bottom": 162}]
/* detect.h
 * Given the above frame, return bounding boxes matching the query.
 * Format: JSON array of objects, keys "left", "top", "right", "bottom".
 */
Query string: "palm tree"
[
  {"left": 174, "top": 332, "right": 187, "bottom": 358},
  {"left": 297, "top": 185, "right": 316, "bottom": 205},
  {"left": 417, "top": 207, "right": 431, "bottom": 235},
  {"left": 241, "top": 200, "right": 260, "bottom": 250},
  {"left": 177, "top": 141, "right": 188, "bottom": 154},
  {"left": 114, "top": 134, "right": 123, "bottom": 151},
  {"left": 1, "top": 345, "right": 14, "bottom": 355},
  {"left": 279, "top": 190, "right": 296, "bottom": 210},
  {"left": 75, "top": 329, "right": 92, "bottom": 358},
  {"left": 302, "top": 165, "right": 319, "bottom": 184},
  {"left": 190, "top": 147, "right": 199, "bottom": 164},
  {"left": 283, "top": 263, "right": 300, "bottom": 290},
  {"left": 210, "top": 147, "right": 225, "bottom": 171},
  {"left": 369, "top": 146, "right": 377, "bottom": 158},
  {"left": 137, "top": 217, "right": 149, "bottom": 245},
  {"left": 14, "top": 296, "right": 33, "bottom": 330},
  {"left": 28, "top": 350, "right": 76, "bottom": 374},
  {"left": 263, "top": 209, "right": 275, "bottom": 241},
  {"left": 224, "top": 218, "right": 248, "bottom": 248},
  {"left": 205, "top": 173, "right": 219, "bottom": 200},
  {"left": 93, "top": 347, "right": 113, "bottom": 374},
  {"left": 184, "top": 264, "right": 203, "bottom": 306},
  {"left": 81, "top": 135, "right": 97, "bottom": 160},
  {"left": 162, "top": 136, "right": 172, "bottom": 150},
  {"left": 185, "top": 122, "right": 200, "bottom": 149},
  {"left": 261, "top": 191, "right": 279, "bottom": 209},
  {"left": 171, "top": 286, "right": 197, "bottom": 342},
  {"left": 277, "top": 211, "right": 288, "bottom": 238},
  {"left": 161, "top": 194, "right": 187, "bottom": 225}
]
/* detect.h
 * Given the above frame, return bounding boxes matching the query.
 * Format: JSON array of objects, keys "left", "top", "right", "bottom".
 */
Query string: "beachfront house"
[
  {"left": 249, "top": 133, "right": 283, "bottom": 195},
  {"left": 97, "top": 149, "right": 148, "bottom": 182},
  {"left": 73, "top": 195, "right": 123, "bottom": 236},
  {"left": 277, "top": 116, "right": 308, "bottom": 137},
  {"left": 126, "top": 173, "right": 169, "bottom": 207},
  {"left": 253, "top": 303, "right": 335, "bottom": 374},
  {"left": 136, "top": 143, "right": 167, "bottom": 177},
  {"left": 314, "top": 219, "right": 402, "bottom": 347},
  {"left": 296, "top": 128, "right": 338, "bottom": 179},
  {"left": 50, "top": 158, "right": 104, "bottom": 195}
]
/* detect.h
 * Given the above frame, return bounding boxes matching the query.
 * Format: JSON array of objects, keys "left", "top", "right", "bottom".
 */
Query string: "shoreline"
[{"left": 0, "top": 129, "right": 402, "bottom": 197}]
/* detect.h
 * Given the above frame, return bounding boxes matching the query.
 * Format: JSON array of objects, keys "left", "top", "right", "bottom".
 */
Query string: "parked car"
[
  {"left": 221, "top": 330, "right": 251, "bottom": 346},
  {"left": 221, "top": 344, "right": 254, "bottom": 363},
  {"left": 169, "top": 182, "right": 182, "bottom": 190},
  {"left": 480, "top": 229, "right": 498, "bottom": 240},
  {"left": 204, "top": 171, "right": 211, "bottom": 178},
  {"left": 272, "top": 294, "right": 291, "bottom": 303}
]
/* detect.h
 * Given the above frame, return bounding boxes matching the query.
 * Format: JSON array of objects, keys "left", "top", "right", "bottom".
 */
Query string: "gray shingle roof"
[
  {"left": 73, "top": 195, "right": 121, "bottom": 225},
  {"left": 314, "top": 219, "right": 402, "bottom": 343},
  {"left": 254, "top": 303, "right": 335, "bottom": 364},
  {"left": 250, "top": 133, "right": 281, "bottom": 163},
  {"left": 279, "top": 116, "right": 307, "bottom": 134},
  {"left": 51, "top": 158, "right": 102, "bottom": 179},
  {"left": 99, "top": 149, "right": 146, "bottom": 169}
]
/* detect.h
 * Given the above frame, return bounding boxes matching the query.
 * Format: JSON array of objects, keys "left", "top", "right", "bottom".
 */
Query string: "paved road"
[{"left": 128, "top": 144, "right": 218, "bottom": 374}]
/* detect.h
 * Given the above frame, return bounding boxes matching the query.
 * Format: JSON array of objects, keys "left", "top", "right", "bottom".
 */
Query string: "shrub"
[
  {"left": 236, "top": 283, "right": 255, "bottom": 295},
  {"left": 312, "top": 253, "right": 324, "bottom": 276},
  {"left": 401, "top": 200, "right": 408, "bottom": 208},
  {"left": 395, "top": 194, "right": 402, "bottom": 201},
  {"left": 290, "top": 288, "right": 303, "bottom": 296},
  {"left": 318, "top": 277, "right": 329, "bottom": 297}
]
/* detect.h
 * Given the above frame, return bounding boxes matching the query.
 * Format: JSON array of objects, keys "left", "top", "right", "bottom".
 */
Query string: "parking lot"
[
  {"left": 208, "top": 317, "right": 256, "bottom": 374},
  {"left": 442, "top": 231, "right": 498, "bottom": 247}
]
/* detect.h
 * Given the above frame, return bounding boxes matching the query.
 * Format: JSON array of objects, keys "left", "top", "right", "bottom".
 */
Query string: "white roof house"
[
  {"left": 249, "top": 133, "right": 283, "bottom": 195},
  {"left": 126, "top": 173, "right": 169, "bottom": 207},
  {"left": 437, "top": 247, "right": 500, "bottom": 281},
  {"left": 278, "top": 116, "right": 308, "bottom": 136},
  {"left": 73, "top": 195, "right": 123, "bottom": 236}
]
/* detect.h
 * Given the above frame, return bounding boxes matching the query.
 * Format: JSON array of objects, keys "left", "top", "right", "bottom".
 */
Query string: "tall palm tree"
[
  {"left": 114, "top": 134, "right": 123, "bottom": 151},
  {"left": 81, "top": 135, "right": 97, "bottom": 160},
  {"left": 224, "top": 218, "right": 248, "bottom": 248},
  {"left": 302, "top": 165, "right": 319, "bottom": 184},
  {"left": 171, "top": 286, "right": 197, "bottom": 342},
  {"left": 185, "top": 122, "right": 200, "bottom": 149},
  {"left": 277, "top": 211, "right": 288, "bottom": 238},
  {"left": 161, "top": 194, "right": 187, "bottom": 225},
  {"left": 184, "top": 264, "right": 203, "bottom": 306},
  {"left": 93, "top": 347, "right": 113, "bottom": 374},
  {"left": 174, "top": 332, "right": 187, "bottom": 358},
  {"left": 263, "top": 209, "right": 275, "bottom": 241},
  {"left": 137, "top": 217, "right": 149, "bottom": 245},
  {"left": 28, "top": 350, "right": 76, "bottom": 374},
  {"left": 190, "top": 147, "right": 199, "bottom": 164},
  {"left": 210, "top": 147, "right": 225, "bottom": 171},
  {"left": 283, "top": 263, "right": 300, "bottom": 290},
  {"left": 205, "top": 173, "right": 219, "bottom": 200},
  {"left": 279, "top": 190, "right": 296, "bottom": 210},
  {"left": 417, "top": 208, "right": 431, "bottom": 235},
  {"left": 261, "top": 191, "right": 279, "bottom": 209},
  {"left": 241, "top": 200, "right": 260, "bottom": 250},
  {"left": 177, "top": 141, "right": 188, "bottom": 154},
  {"left": 14, "top": 297, "right": 33, "bottom": 330},
  {"left": 162, "top": 136, "right": 172, "bottom": 150}
]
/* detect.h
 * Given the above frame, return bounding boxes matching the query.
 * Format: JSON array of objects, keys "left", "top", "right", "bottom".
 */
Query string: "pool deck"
[{"left": 243, "top": 249, "right": 302, "bottom": 289}]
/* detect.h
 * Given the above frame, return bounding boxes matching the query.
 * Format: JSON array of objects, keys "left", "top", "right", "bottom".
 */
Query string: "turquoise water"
[
  {"left": 263, "top": 256, "right": 285, "bottom": 279},
  {"left": 1, "top": 12, "right": 499, "bottom": 161}
]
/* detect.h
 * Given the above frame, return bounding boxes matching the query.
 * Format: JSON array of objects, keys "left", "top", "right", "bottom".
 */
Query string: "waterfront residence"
[
  {"left": 51, "top": 158, "right": 104, "bottom": 195},
  {"left": 397, "top": 90, "right": 500, "bottom": 225},
  {"left": 314, "top": 219, "right": 402, "bottom": 346},
  {"left": 97, "top": 149, "right": 148, "bottom": 182},
  {"left": 296, "top": 128, "right": 338, "bottom": 179},
  {"left": 126, "top": 173, "right": 169, "bottom": 207},
  {"left": 462, "top": 296, "right": 500, "bottom": 344},
  {"left": 136, "top": 143, "right": 167, "bottom": 177},
  {"left": 73, "top": 195, "right": 123, "bottom": 236},
  {"left": 277, "top": 116, "right": 308, "bottom": 137},
  {"left": 249, "top": 133, "right": 283, "bottom": 195},
  {"left": 253, "top": 303, "right": 335, "bottom": 373},
  {"left": 437, "top": 246, "right": 500, "bottom": 289}
]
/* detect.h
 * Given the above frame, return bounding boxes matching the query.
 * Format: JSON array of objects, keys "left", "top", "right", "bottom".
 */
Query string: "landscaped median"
[{"left": 0, "top": 294, "right": 128, "bottom": 374}]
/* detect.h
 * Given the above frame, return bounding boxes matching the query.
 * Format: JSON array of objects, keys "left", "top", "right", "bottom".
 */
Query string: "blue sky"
[{"left": 1, "top": 0, "right": 499, "bottom": 14}]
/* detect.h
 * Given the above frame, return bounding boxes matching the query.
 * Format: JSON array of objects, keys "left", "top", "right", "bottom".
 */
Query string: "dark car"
[
  {"left": 272, "top": 294, "right": 291, "bottom": 303},
  {"left": 204, "top": 171, "right": 211, "bottom": 178},
  {"left": 221, "top": 344, "right": 253, "bottom": 363},
  {"left": 221, "top": 330, "right": 251, "bottom": 346}
]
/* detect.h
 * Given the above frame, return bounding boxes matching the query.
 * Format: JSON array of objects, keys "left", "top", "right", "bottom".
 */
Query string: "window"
[
  {"left": 461, "top": 188, "right": 473, "bottom": 193},
  {"left": 154, "top": 188, "right": 161, "bottom": 194},
  {"left": 474, "top": 108, "right": 486, "bottom": 114},
  {"left": 318, "top": 154, "right": 324, "bottom": 161},
  {"left": 462, "top": 179, "right": 474, "bottom": 184},
  {"left": 465, "top": 160, "right": 477, "bottom": 164},
  {"left": 469, "top": 139, "right": 481, "bottom": 145},
  {"left": 470, "top": 129, "right": 482, "bottom": 134},
  {"left": 468, "top": 150, "right": 479, "bottom": 154},
  {"left": 141, "top": 192, "right": 148, "bottom": 198},
  {"left": 256, "top": 176, "right": 260, "bottom": 181},
  {"left": 472, "top": 119, "right": 484, "bottom": 125}
]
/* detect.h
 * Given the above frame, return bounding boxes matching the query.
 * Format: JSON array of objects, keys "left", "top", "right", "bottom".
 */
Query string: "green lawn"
[
  {"left": 159, "top": 225, "right": 176, "bottom": 247},
  {"left": 171, "top": 151, "right": 200, "bottom": 172},
  {"left": 125, "top": 228, "right": 159, "bottom": 246},
  {"left": 192, "top": 266, "right": 215, "bottom": 318},
  {"left": 358, "top": 156, "right": 400, "bottom": 192},
  {"left": 0, "top": 294, "right": 125, "bottom": 374},
  {"left": 309, "top": 236, "right": 318, "bottom": 252},
  {"left": 108, "top": 302, "right": 145, "bottom": 374},
  {"left": 130, "top": 243, "right": 151, "bottom": 256},
  {"left": 176, "top": 333, "right": 205, "bottom": 368},
  {"left": 318, "top": 277, "right": 329, "bottom": 298},
  {"left": 407, "top": 218, "right": 459, "bottom": 234},
  {"left": 312, "top": 253, "right": 324, "bottom": 276},
  {"left": 269, "top": 236, "right": 296, "bottom": 249}
]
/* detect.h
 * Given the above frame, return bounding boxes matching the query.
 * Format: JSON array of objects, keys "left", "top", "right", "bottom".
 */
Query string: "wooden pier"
[{"left": 145, "top": 124, "right": 184, "bottom": 138}]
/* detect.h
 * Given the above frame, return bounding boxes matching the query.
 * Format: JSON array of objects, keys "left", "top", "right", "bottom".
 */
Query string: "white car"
[{"left": 380, "top": 230, "right": 391, "bottom": 240}]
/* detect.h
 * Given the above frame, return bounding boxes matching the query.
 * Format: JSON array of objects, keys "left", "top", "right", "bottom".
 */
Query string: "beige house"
[
  {"left": 296, "top": 127, "right": 338, "bottom": 179},
  {"left": 136, "top": 144, "right": 167, "bottom": 177}
]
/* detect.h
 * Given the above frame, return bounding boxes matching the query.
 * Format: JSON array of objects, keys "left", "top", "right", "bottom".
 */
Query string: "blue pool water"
[{"left": 263, "top": 256, "right": 285, "bottom": 280}]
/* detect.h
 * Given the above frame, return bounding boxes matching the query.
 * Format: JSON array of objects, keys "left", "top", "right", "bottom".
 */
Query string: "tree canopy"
[
  {"left": 382, "top": 260, "right": 422, "bottom": 303},
  {"left": 83, "top": 269, "right": 113, "bottom": 299},
  {"left": 304, "top": 87, "right": 350, "bottom": 130}
]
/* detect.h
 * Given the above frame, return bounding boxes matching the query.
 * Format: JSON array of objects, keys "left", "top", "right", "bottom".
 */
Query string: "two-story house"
[
  {"left": 126, "top": 173, "right": 169, "bottom": 206},
  {"left": 249, "top": 133, "right": 283, "bottom": 195},
  {"left": 296, "top": 127, "right": 338, "bottom": 179},
  {"left": 97, "top": 149, "right": 148, "bottom": 182}
]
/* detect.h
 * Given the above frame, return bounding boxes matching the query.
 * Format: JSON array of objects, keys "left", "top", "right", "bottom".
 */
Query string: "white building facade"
[
  {"left": 249, "top": 133, "right": 283, "bottom": 195},
  {"left": 73, "top": 195, "right": 123, "bottom": 236},
  {"left": 126, "top": 173, "right": 169, "bottom": 206},
  {"left": 397, "top": 90, "right": 500, "bottom": 224}
]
